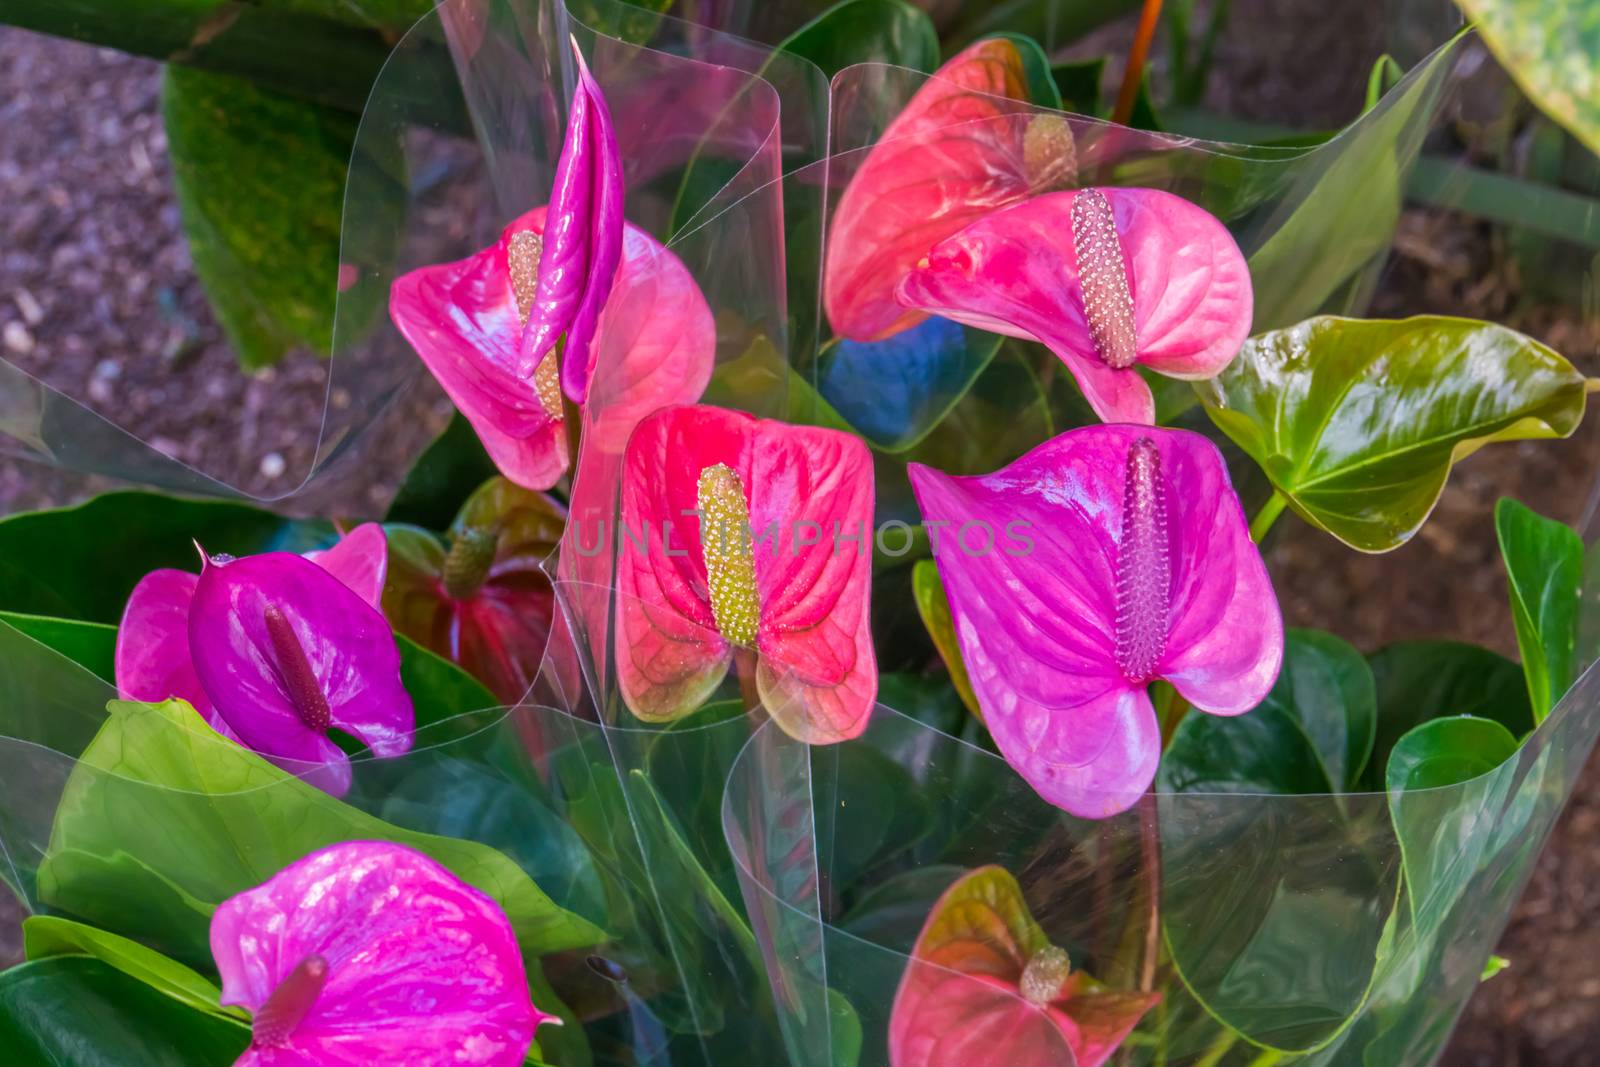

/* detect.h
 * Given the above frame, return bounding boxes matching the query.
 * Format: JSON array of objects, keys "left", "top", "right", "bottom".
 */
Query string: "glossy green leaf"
[
  {"left": 0, "top": 491, "right": 330, "bottom": 622},
  {"left": 385, "top": 412, "right": 498, "bottom": 529},
  {"left": 1202, "top": 315, "right": 1591, "bottom": 552},
  {"left": 398, "top": 633, "right": 501, "bottom": 729},
  {"left": 979, "top": 32, "right": 1064, "bottom": 108},
  {"left": 779, "top": 0, "right": 941, "bottom": 76},
  {"left": 1495, "top": 497, "right": 1584, "bottom": 722},
  {"left": 1385, "top": 716, "right": 1525, "bottom": 944},
  {"left": 1050, "top": 57, "right": 1106, "bottom": 115},
  {"left": 22, "top": 915, "right": 244, "bottom": 1024},
  {"left": 1246, "top": 39, "right": 1459, "bottom": 328},
  {"left": 165, "top": 66, "right": 379, "bottom": 368},
  {"left": 1365, "top": 640, "right": 1534, "bottom": 789},
  {"left": 1457, "top": 0, "right": 1600, "bottom": 158},
  {"left": 38, "top": 699, "right": 605, "bottom": 970},
  {"left": 1160, "top": 628, "right": 1376, "bottom": 794},
  {"left": 0, "top": 614, "right": 119, "bottom": 758},
  {"left": 910, "top": 560, "right": 982, "bottom": 720},
  {"left": 0, "top": 956, "right": 248, "bottom": 1066}
]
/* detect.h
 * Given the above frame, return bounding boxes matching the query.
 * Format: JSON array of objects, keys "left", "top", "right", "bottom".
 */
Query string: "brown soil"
[{"left": 3, "top": 5, "right": 1600, "bottom": 1063}]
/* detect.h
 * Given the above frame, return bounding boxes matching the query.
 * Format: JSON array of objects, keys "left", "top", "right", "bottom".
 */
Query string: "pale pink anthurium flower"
[
  {"left": 908, "top": 426, "right": 1282, "bottom": 817},
  {"left": 614, "top": 404, "right": 877, "bottom": 743},
  {"left": 896, "top": 187, "right": 1252, "bottom": 425},
  {"left": 115, "top": 524, "right": 413, "bottom": 797},
  {"left": 211, "top": 840, "right": 557, "bottom": 1066}
]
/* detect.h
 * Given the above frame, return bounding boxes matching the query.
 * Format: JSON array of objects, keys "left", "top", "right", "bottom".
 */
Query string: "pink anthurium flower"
[
  {"left": 895, "top": 187, "right": 1252, "bottom": 425},
  {"left": 825, "top": 37, "right": 1077, "bottom": 342},
  {"left": 389, "top": 204, "right": 714, "bottom": 491},
  {"left": 521, "top": 39, "right": 625, "bottom": 404},
  {"left": 891, "top": 865, "right": 1159, "bottom": 1067},
  {"left": 211, "top": 840, "right": 556, "bottom": 1066},
  {"left": 615, "top": 404, "right": 876, "bottom": 743},
  {"left": 384, "top": 477, "right": 566, "bottom": 706},
  {"left": 908, "top": 426, "right": 1282, "bottom": 817},
  {"left": 115, "top": 524, "right": 412, "bottom": 797}
]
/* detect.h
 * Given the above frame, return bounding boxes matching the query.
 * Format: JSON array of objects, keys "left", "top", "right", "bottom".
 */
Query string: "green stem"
[
  {"left": 1249, "top": 490, "right": 1288, "bottom": 543},
  {"left": 1193, "top": 1031, "right": 1237, "bottom": 1067},
  {"left": 1244, "top": 1050, "right": 1284, "bottom": 1067}
]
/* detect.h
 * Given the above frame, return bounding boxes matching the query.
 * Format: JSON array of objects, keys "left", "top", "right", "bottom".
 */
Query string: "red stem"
[{"left": 1112, "top": 0, "right": 1165, "bottom": 127}]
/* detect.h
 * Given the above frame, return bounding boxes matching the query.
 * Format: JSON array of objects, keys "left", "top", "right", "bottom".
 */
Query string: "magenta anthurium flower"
[
  {"left": 384, "top": 477, "right": 567, "bottom": 706},
  {"left": 615, "top": 404, "right": 877, "bottom": 743},
  {"left": 891, "top": 866, "right": 1159, "bottom": 1067},
  {"left": 116, "top": 524, "right": 390, "bottom": 740},
  {"left": 389, "top": 203, "right": 714, "bottom": 491},
  {"left": 908, "top": 426, "right": 1282, "bottom": 816},
  {"left": 896, "top": 187, "right": 1252, "bottom": 425},
  {"left": 521, "top": 39, "right": 625, "bottom": 403},
  {"left": 825, "top": 37, "right": 1077, "bottom": 342},
  {"left": 115, "top": 524, "right": 412, "bottom": 797},
  {"left": 211, "top": 841, "right": 555, "bottom": 1066}
]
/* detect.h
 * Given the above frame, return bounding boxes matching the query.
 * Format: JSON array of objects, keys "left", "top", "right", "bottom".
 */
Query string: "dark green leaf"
[
  {"left": 567, "top": 0, "right": 675, "bottom": 45},
  {"left": 1050, "top": 56, "right": 1106, "bottom": 115},
  {"left": 0, "top": 491, "right": 330, "bottom": 622},
  {"left": 778, "top": 0, "right": 941, "bottom": 76},
  {"left": 22, "top": 915, "right": 244, "bottom": 1024},
  {"left": 0, "top": 615, "right": 118, "bottom": 757},
  {"left": 38, "top": 699, "right": 605, "bottom": 969},
  {"left": 165, "top": 65, "right": 374, "bottom": 368},
  {"left": 980, "top": 32, "right": 1063, "bottom": 108},
  {"left": 1202, "top": 315, "right": 1590, "bottom": 552},
  {"left": 398, "top": 633, "right": 500, "bottom": 729},
  {"left": 812, "top": 743, "right": 935, "bottom": 893},
  {"left": 1366, "top": 640, "right": 1534, "bottom": 789},
  {"left": 1386, "top": 715, "right": 1518, "bottom": 793},
  {"left": 1494, "top": 497, "right": 1584, "bottom": 722},
  {"left": 0, "top": 613, "right": 115, "bottom": 684},
  {"left": 1160, "top": 628, "right": 1376, "bottom": 794},
  {"left": 0, "top": 956, "right": 248, "bottom": 1066},
  {"left": 1458, "top": 0, "right": 1600, "bottom": 158},
  {"left": 385, "top": 415, "right": 500, "bottom": 529}
]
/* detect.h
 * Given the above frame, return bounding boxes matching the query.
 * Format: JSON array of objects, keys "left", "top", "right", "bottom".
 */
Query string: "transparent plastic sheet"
[{"left": 721, "top": 663, "right": 1600, "bottom": 1067}]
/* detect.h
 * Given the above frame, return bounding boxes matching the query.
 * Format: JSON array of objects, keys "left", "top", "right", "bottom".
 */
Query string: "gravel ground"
[{"left": 3, "top": 7, "right": 1600, "bottom": 1063}]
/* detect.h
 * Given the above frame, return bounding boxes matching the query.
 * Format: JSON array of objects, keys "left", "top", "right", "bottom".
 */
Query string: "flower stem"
[
  {"left": 732, "top": 647, "right": 761, "bottom": 715},
  {"left": 1138, "top": 790, "right": 1162, "bottom": 992},
  {"left": 1112, "top": 0, "right": 1166, "bottom": 127},
  {"left": 1193, "top": 1031, "right": 1237, "bottom": 1067},
  {"left": 1249, "top": 489, "right": 1288, "bottom": 544}
]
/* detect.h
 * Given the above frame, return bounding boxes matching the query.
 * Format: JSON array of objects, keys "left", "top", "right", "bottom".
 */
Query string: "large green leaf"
[
  {"left": 22, "top": 915, "right": 244, "bottom": 1025},
  {"left": 0, "top": 613, "right": 115, "bottom": 685},
  {"left": 0, "top": 491, "right": 330, "bottom": 622},
  {"left": 0, "top": 956, "right": 249, "bottom": 1066},
  {"left": 1366, "top": 640, "right": 1534, "bottom": 789},
  {"left": 1495, "top": 497, "right": 1584, "bottom": 722},
  {"left": 164, "top": 65, "right": 395, "bottom": 369},
  {"left": 0, "top": 614, "right": 118, "bottom": 758},
  {"left": 778, "top": 0, "right": 941, "bottom": 76},
  {"left": 38, "top": 699, "right": 605, "bottom": 969},
  {"left": 1201, "top": 315, "right": 1591, "bottom": 552},
  {"left": 1457, "top": 0, "right": 1600, "bottom": 158},
  {"left": 1160, "top": 628, "right": 1376, "bottom": 794}
]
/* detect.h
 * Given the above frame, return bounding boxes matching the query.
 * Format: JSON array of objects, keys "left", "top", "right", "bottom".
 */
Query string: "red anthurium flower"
[
  {"left": 117, "top": 524, "right": 389, "bottom": 744},
  {"left": 891, "top": 866, "right": 1159, "bottom": 1067},
  {"left": 895, "top": 187, "right": 1252, "bottom": 425},
  {"left": 115, "top": 524, "right": 412, "bottom": 797},
  {"left": 384, "top": 477, "right": 566, "bottom": 707},
  {"left": 615, "top": 404, "right": 876, "bottom": 743},
  {"left": 389, "top": 200, "right": 713, "bottom": 491},
  {"left": 825, "top": 37, "right": 1077, "bottom": 342},
  {"left": 908, "top": 426, "right": 1281, "bottom": 817},
  {"left": 212, "top": 841, "right": 556, "bottom": 1066}
]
